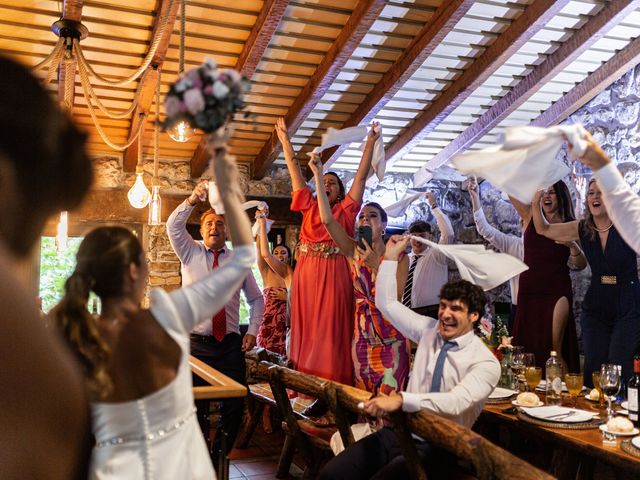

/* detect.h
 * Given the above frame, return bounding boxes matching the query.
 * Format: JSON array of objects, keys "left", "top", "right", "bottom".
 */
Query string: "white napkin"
[
  {"left": 384, "top": 190, "right": 423, "bottom": 218},
  {"left": 252, "top": 218, "right": 274, "bottom": 238},
  {"left": 309, "top": 125, "right": 368, "bottom": 159},
  {"left": 451, "top": 124, "right": 589, "bottom": 203},
  {"left": 408, "top": 236, "right": 528, "bottom": 291},
  {"left": 360, "top": 125, "right": 385, "bottom": 186},
  {"left": 208, "top": 181, "right": 267, "bottom": 215}
]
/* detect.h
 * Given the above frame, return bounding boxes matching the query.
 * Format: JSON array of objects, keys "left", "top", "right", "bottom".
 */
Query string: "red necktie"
[{"left": 211, "top": 249, "right": 227, "bottom": 341}]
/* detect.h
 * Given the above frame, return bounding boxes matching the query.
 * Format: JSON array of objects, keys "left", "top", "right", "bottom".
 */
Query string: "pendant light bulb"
[
  {"left": 128, "top": 168, "right": 151, "bottom": 209},
  {"left": 168, "top": 119, "right": 195, "bottom": 143},
  {"left": 148, "top": 185, "right": 162, "bottom": 225},
  {"left": 56, "top": 211, "right": 68, "bottom": 253}
]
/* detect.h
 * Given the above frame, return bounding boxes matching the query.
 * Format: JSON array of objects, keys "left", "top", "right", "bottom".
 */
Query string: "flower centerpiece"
[
  {"left": 162, "top": 58, "right": 250, "bottom": 137},
  {"left": 478, "top": 314, "right": 512, "bottom": 361}
]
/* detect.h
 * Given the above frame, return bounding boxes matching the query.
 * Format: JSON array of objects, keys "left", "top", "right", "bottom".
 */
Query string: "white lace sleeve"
[{"left": 153, "top": 246, "right": 255, "bottom": 333}]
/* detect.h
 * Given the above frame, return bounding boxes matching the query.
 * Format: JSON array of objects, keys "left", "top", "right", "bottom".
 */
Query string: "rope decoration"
[
  {"left": 153, "top": 68, "right": 161, "bottom": 182},
  {"left": 179, "top": 0, "right": 186, "bottom": 74}
]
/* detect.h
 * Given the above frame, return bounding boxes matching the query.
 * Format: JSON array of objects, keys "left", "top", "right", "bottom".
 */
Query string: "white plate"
[
  {"left": 489, "top": 387, "right": 518, "bottom": 399},
  {"left": 523, "top": 406, "right": 596, "bottom": 423},
  {"left": 512, "top": 400, "right": 544, "bottom": 407},
  {"left": 599, "top": 425, "right": 639, "bottom": 437},
  {"left": 622, "top": 401, "right": 629, "bottom": 410},
  {"left": 633, "top": 436, "right": 640, "bottom": 449}
]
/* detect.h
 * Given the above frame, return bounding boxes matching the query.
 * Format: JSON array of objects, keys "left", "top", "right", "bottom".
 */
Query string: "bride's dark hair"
[{"left": 52, "top": 227, "right": 143, "bottom": 398}]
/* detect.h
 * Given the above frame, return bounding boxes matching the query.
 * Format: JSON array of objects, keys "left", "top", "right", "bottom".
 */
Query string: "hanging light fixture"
[
  {"left": 56, "top": 211, "right": 69, "bottom": 253},
  {"left": 167, "top": 119, "right": 194, "bottom": 142},
  {"left": 128, "top": 165, "right": 151, "bottom": 208},
  {"left": 148, "top": 66, "right": 163, "bottom": 225}
]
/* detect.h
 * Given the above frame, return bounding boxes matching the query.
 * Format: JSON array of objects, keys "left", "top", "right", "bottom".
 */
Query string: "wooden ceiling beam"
[
  {"left": 57, "top": 0, "right": 84, "bottom": 108},
  {"left": 190, "top": 0, "right": 290, "bottom": 178},
  {"left": 531, "top": 34, "right": 640, "bottom": 128},
  {"left": 251, "top": 0, "right": 387, "bottom": 179},
  {"left": 412, "top": 0, "right": 640, "bottom": 187},
  {"left": 122, "top": 0, "right": 180, "bottom": 172},
  {"left": 384, "top": 0, "right": 568, "bottom": 166},
  {"left": 317, "top": 0, "right": 475, "bottom": 171}
]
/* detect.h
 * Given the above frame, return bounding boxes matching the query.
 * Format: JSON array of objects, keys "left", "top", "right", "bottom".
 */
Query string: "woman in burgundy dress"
[{"left": 510, "top": 180, "right": 586, "bottom": 373}]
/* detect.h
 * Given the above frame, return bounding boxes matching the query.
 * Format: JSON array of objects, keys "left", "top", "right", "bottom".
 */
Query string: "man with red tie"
[{"left": 167, "top": 181, "right": 264, "bottom": 465}]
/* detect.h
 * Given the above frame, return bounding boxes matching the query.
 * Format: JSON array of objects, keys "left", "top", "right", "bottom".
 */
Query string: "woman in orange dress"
[
  {"left": 275, "top": 118, "right": 376, "bottom": 386},
  {"left": 309, "top": 153, "right": 410, "bottom": 395}
]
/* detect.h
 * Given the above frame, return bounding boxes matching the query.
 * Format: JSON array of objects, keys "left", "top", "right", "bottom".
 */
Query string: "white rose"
[
  {"left": 213, "top": 81, "right": 230, "bottom": 99},
  {"left": 204, "top": 58, "right": 218, "bottom": 70}
]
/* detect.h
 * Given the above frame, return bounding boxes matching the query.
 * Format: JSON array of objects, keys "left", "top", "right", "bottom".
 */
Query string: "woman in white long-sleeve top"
[{"left": 52, "top": 144, "right": 254, "bottom": 480}]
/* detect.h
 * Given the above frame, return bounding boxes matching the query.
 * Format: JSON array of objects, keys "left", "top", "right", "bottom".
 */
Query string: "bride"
[{"left": 52, "top": 141, "right": 253, "bottom": 479}]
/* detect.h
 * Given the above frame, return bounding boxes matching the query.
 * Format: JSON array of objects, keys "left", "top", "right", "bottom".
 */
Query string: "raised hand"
[
  {"left": 384, "top": 235, "right": 409, "bottom": 261},
  {"left": 426, "top": 191, "right": 437, "bottom": 209},
  {"left": 579, "top": 132, "right": 610, "bottom": 171},
  {"left": 188, "top": 180, "right": 208, "bottom": 205},
  {"left": 307, "top": 153, "right": 323, "bottom": 177},
  {"left": 368, "top": 121, "right": 381, "bottom": 142},
  {"left": 275, "top": 117, "right": 291, "bottom": 147}
]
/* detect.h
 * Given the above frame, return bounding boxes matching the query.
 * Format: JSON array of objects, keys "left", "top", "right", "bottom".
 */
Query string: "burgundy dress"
[{"left": 513, "top": 221, "right": 579, "bottom": 373}]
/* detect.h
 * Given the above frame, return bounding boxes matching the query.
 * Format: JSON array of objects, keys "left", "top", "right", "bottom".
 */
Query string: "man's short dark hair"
[
  {"left": 200, "top": 208, "right": 224, "bottom": 226},
  {"left": 439, "top": 280, "right": 486, "bottom": 316},
  {"left": 408, "top": 220, "right": 432, "bottom": 235}
]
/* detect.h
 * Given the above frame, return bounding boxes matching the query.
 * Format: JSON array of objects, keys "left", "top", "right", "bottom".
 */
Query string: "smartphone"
[{"left": 357, "top": 225, "right": 373, "bottom": 250}]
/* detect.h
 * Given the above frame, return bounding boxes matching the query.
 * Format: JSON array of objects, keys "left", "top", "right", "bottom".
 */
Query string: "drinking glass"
[
  {"left": 600, "top": 364, "right": 622, "bottom": 421},
  {"left": 523, "top": 353, "right": 535, "bottom": 367},
  {"left": 565, "top": 373, "right": 583, "bottom": 407},
  {"left": 511, "top": 347, "right": 526, "bottom": 392},
  {"left": 592, "top": 371, "right": 607, "bottom": 409},
  {"left": 525, "top": 367, "right": 542, "bottom": 392}
]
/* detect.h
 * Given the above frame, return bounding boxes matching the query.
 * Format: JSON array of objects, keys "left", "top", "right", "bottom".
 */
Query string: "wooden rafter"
[
  {"left": 252, "top": 0, "right": 387, "bottom": 179},
  {"left": 317, "top": 0, "right": 475, "bottom": 171},
  {"left": 532, "top": 34, "right": 640, "bottom": 128},
  {"left": 122, "top": 0, "right": 180, "bottom": 172},
  {"left": 57, "top": 0, "right": 84, "bottom": 107},
  {"left": 413, "top": 0, "right": 640, "bottom": 187},
  {"left": 384, "top": 0, "right": 569, "bottom": 163},
  {"left": 190, "top": 0, "right": 290, "bottom": 178}
]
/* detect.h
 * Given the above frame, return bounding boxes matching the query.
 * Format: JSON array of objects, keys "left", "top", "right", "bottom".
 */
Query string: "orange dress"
[{"left": 289, "top": 187, "right": 359, "bottom": 385}]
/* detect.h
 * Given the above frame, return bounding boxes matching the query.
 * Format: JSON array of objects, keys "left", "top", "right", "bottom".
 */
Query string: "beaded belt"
[
  {"left": 601, "top": 275, "right": 617, "bottom": 285},
  {"left": 95, "top": 407, "right": 196, "bottom": 448},
  {"left": 298, "top": 242, "right": 341, "bottom": 258}
]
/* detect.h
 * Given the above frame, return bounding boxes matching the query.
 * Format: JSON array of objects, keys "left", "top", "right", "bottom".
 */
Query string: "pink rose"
[
  {"left": 480, "top": 317, "right": 493, "bottom": 336},
  {"left": 203, "top": 85, "right": 213, "bottom": 96},
  {"left": 164, "top": 96, "right": 181, "bottom": 118},
  {"left": 183, "top": 88, "right": 205, "bottom": 115}
]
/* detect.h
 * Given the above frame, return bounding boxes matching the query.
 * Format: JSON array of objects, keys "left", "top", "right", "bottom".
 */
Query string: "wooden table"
[
  {"left": 189, "top": 355, "right": 247, "bottom": 400},
  {"left": 478, "top": 395, "right": 640, "bottom": 479}
]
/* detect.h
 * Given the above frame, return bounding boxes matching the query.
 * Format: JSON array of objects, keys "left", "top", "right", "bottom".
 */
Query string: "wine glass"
[
  {"left": 525, "top": 367, "right": 542, "bottom": 392},
  {"left": 600, "top": 364, "right": 622, "bottom": 421},
  {"left": 592, "top": 371, "right": 607, "bottom": 409},
  {"left": 565, "top": 373, "right": 583, "bottom": 407},
  {"left": 511, "top": 347, "right": 525, "bottom": 391}
]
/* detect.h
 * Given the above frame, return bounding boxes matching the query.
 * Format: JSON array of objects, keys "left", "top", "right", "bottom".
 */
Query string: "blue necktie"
[{"left": 430, "top": 340, "right": 457, "bottom": 392}]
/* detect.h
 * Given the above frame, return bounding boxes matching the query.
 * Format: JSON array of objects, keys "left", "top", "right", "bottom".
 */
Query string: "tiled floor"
[{"left": 227, "top": 423, "right": 303, "bottom": 479}]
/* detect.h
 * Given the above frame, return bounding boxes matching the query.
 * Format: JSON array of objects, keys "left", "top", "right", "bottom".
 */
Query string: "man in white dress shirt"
[
  {"left": 320, "top": 236, "right": 500, "bottom": 479},
  {"left": 166, "top": 181, "right": 264, "bottom": 462},
  {"left": 402, "top": 191, "right": 454, "bottom": 318}
]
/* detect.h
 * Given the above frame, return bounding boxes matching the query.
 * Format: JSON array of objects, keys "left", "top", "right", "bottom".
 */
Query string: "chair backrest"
[{"left": 258, "top": 361, "right": 554, "bottom": 480}]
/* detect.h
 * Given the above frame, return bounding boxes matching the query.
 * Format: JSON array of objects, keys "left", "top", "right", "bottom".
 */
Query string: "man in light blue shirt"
[{"left": 167, "top": 181, "right": 264, "bottom": 463}]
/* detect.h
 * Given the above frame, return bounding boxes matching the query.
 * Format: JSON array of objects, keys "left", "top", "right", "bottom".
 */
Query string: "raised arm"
[
  {"left": 531, "top": 190, "right": 579, "bottom": 242},
  {"left": 428, "top": 191, "right": 454, "bottom": 244},
  {"left": 309, "top": 153, "right": 356, "bottom": 258},
  {"left": 275, "top": 118, "right": 306, "bottom": 192},
  {"left": 508, "top": 195, "right": 532, "bottom": 225},
  {"left": 347, "top": 123, "right": 380, "bottom": 204},
  {"left": 257, "top": 213, "right": 290, "bottom": 279},
  {"left": 166, "top": 181, "right": 208, "bottom": 264}
]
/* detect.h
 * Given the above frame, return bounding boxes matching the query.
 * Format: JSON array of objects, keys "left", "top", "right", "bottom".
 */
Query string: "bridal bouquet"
[{"left": 162, "top": 58, "right": 249, "bottom": 133}]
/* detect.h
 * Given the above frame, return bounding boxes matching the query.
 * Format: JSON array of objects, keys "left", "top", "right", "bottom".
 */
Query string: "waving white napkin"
[
  {"left": 208, "top": 180, "right": 267, "bottom": 215},
  {"left": 409, "top": 236, "right": 528, "bottom": 291},
  {"left": 384, "top": 190, "right": 423, "bottom": 218},
  {"left": 451, "top": 124, "right": 589, "bottom": 203},
  {"left": 252, "top": 218, "right": 274, "bottom": 238},
  {"left": 309, "top": 125, "right": 368, "bottom": 158},
  {"left": 360, "top": 125, "right": 385, "bottom": 186}
]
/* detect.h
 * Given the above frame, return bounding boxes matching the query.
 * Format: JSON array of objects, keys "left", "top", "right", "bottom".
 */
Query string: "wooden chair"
[{"left": 255, "top": 361, "right": 554, "bottom": 480}]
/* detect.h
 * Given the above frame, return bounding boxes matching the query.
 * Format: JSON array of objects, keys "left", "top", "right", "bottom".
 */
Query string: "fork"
[{"left": 544, "top": 410, "right": 577, "bottom": 420}]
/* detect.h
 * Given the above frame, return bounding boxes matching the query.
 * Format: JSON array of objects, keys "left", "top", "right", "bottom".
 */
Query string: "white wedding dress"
[{"left": 89, "top": 245, "right": 255, "bottom": 480}]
